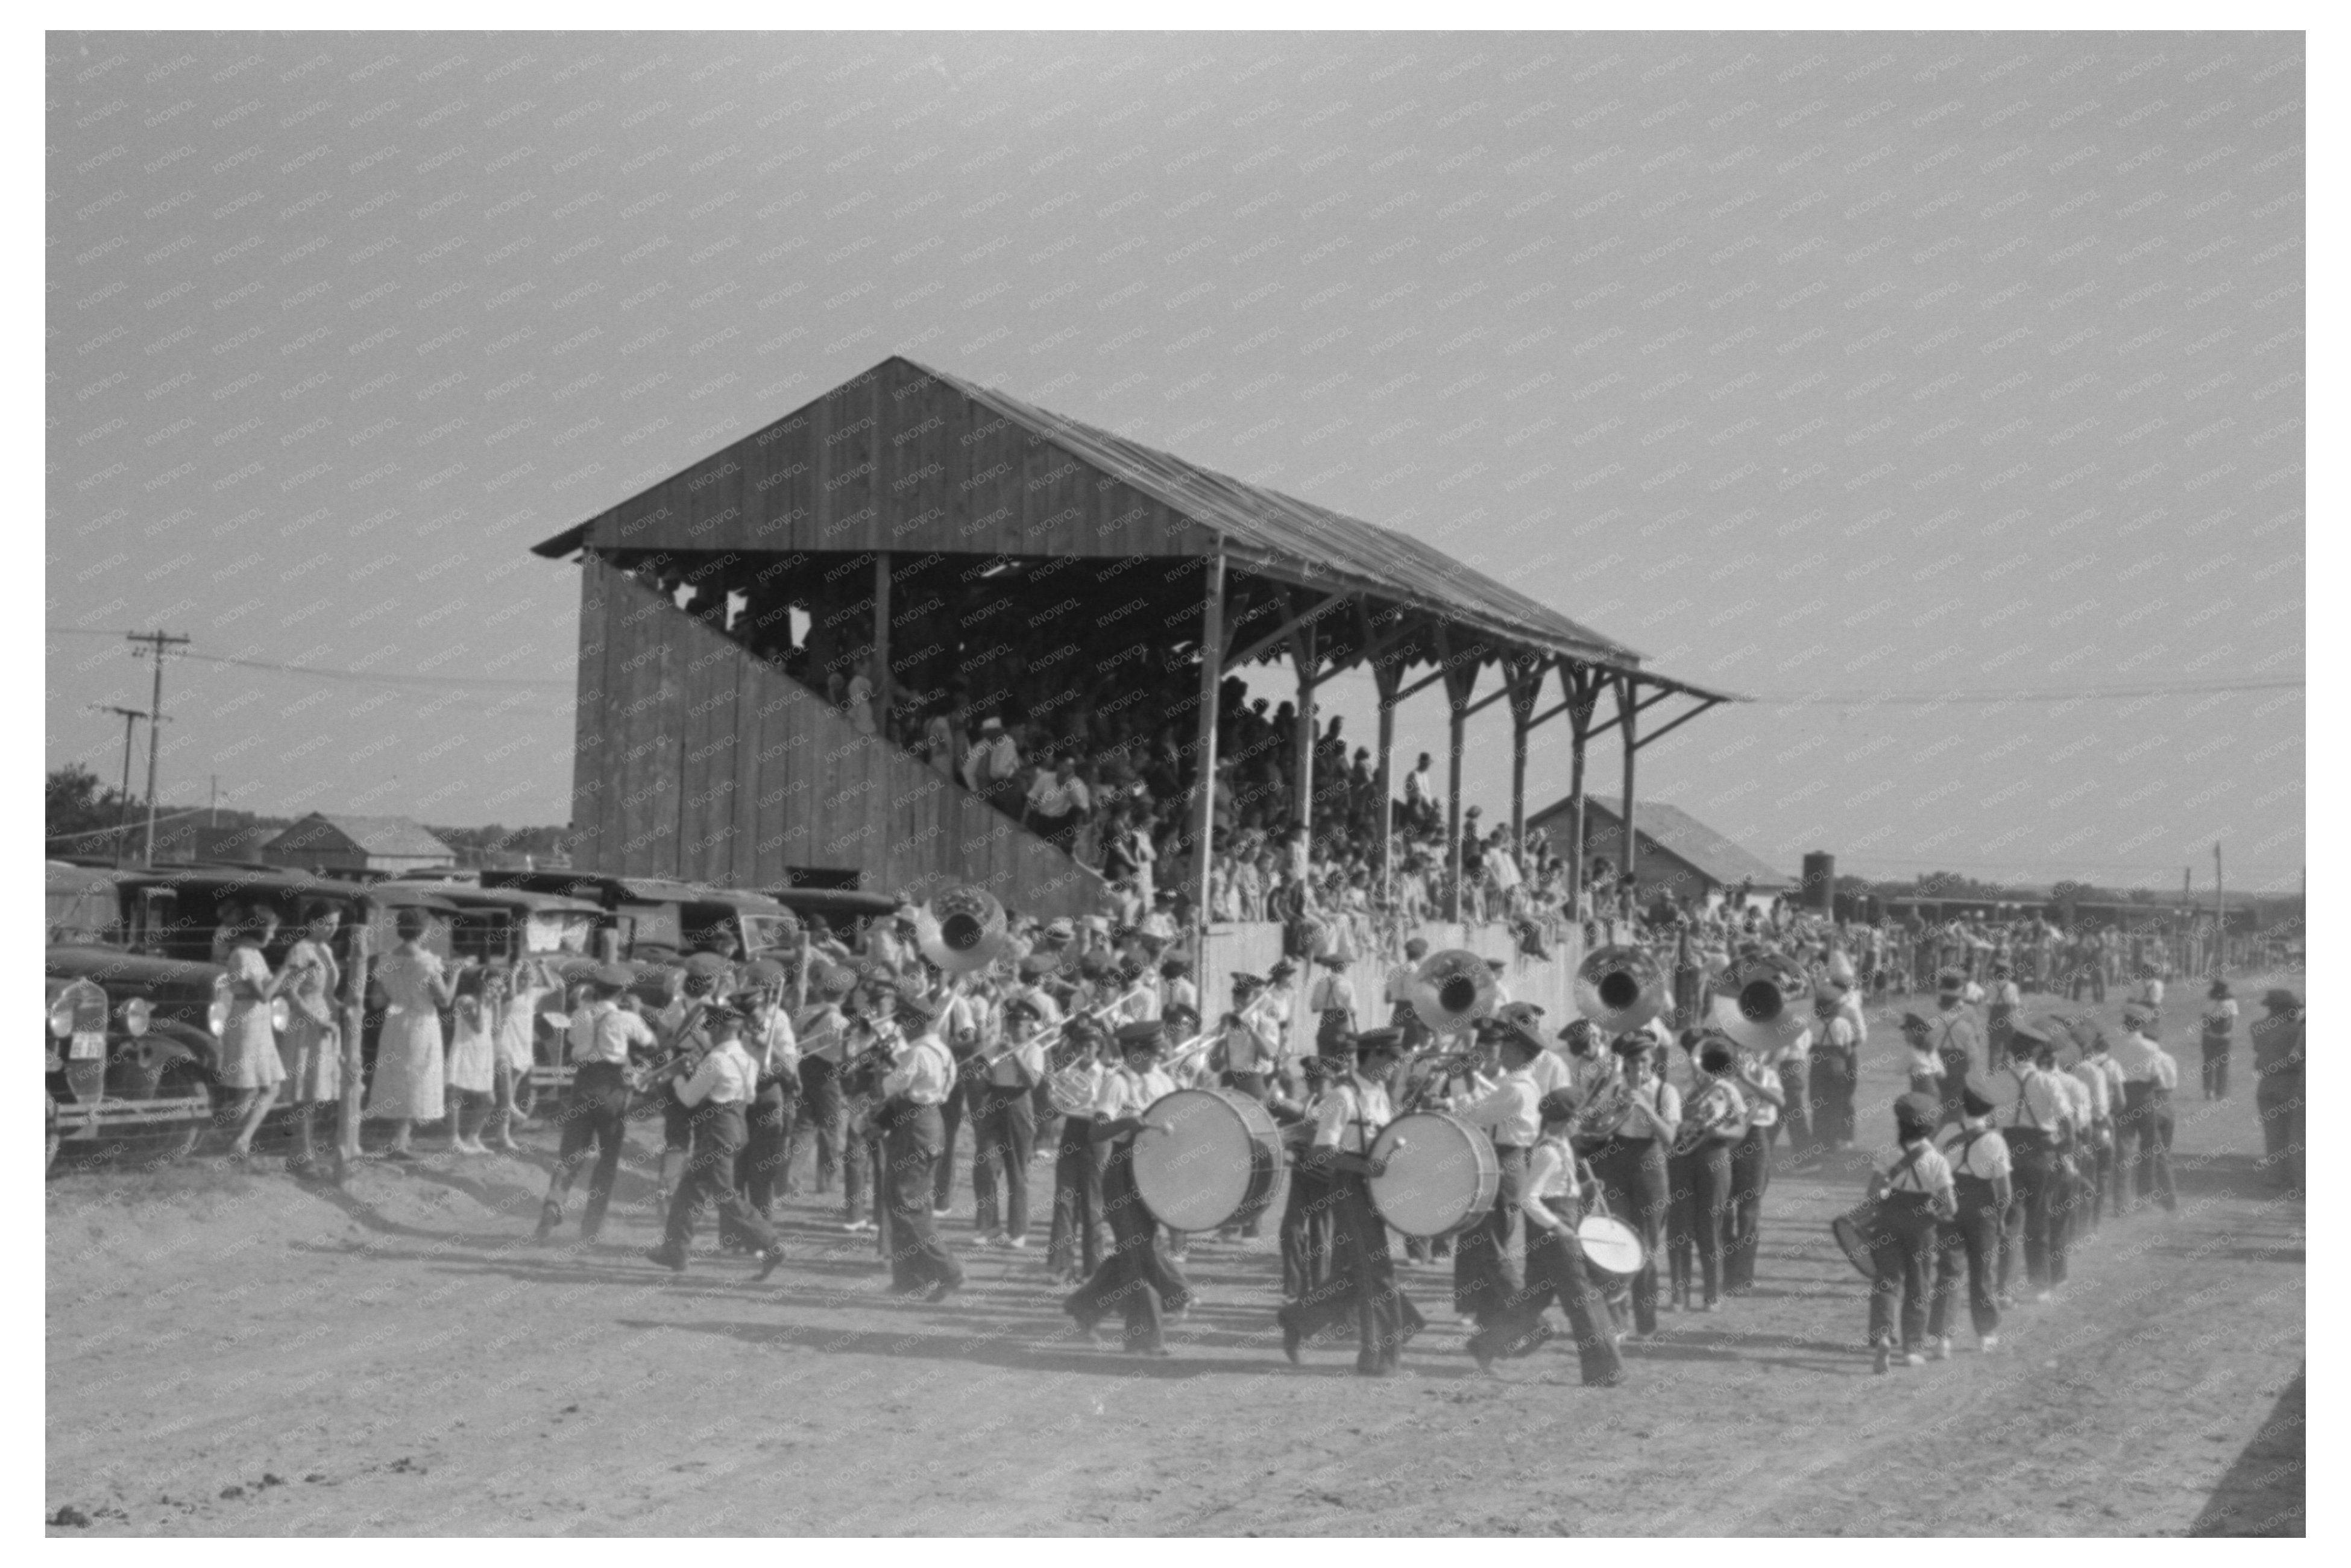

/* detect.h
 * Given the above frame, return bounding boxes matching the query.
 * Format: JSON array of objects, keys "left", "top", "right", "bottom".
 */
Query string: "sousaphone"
[
  {"left": 1575, "top": 943, "right": 1667, "bottom": 1034},
  {"left": 1711, "top": 951, "right": 1815, "bottom": 1053},
  {"left": 914, "top": 884, "right": 1010, "bottom": 974},
  {"left": 1408, "top": 948, "right": 1497, "bottom": 1034}
]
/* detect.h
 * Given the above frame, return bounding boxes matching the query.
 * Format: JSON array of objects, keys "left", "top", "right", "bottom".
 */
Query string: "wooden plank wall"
[
  {"left": 578, "top": 357, "right": 1202, "bottom": 564},
  {"left": 571, "top": 556, "right": 1107, "bottom": 919}
]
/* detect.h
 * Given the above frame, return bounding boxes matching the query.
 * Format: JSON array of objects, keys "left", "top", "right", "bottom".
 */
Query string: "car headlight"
[
  {"left": 209, "top": 978, "right": 230, "bottom": 1038},
  {"left": 121, "top": 998, "right": 151, "bottom": 1037},
  {"left": 49, "top": 999, "right": 73, "bottom": 1040}
]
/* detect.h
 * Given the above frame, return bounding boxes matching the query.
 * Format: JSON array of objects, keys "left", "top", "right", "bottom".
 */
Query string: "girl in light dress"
[
  {"left": 444, "top": 965, "right": 497, "bottom": 1154},
  {"left": 364, "top": 907, "right": 470, "bottom": 1159},
  {"left": 275, "top": 901, "right": 344, "bottom": 1174},
  {"left": 489, "top": 956, "right": 555, "bottom": 1150},
  {"left": 218, "top": 909, "right": 289, "bottom": 1160}
]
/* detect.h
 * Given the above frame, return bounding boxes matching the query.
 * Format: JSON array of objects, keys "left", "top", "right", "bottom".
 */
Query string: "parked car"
[{"left": 476, "top": 871, "right": 801, "bottom": 966}]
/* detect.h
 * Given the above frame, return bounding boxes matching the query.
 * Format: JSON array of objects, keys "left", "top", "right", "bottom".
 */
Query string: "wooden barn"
[
  {"left": 1524, "top": 796, "right": 1795, "bottom": 911},
  {"left": 532, "top": 357, "right": 1736, "bottom": 920},
  {"left": 260, "top": 814, "right": 456, "bottom": 877}
]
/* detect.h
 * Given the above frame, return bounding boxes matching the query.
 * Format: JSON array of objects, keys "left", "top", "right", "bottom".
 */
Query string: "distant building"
[
  {"left": 149, "top": 819, "right": 277, "bottom": 866},
  {"left": 260, "top": 813, "right": 456, "bottom": 876},
  {"left": 1524, "top": 796, "right": 1795, "bottom": 911}
]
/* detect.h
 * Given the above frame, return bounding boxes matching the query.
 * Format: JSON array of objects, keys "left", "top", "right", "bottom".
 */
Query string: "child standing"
[{"left": 1864, "top": 1092, "right": 1956, "bottom": 1373}]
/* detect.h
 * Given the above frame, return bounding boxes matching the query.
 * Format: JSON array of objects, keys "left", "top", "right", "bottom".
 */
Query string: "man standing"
[
  {"left": 1022, "top": 753, "right": 1092, "bottom": 852},
  {"left": 645, "top": 999, "right": 785, "bottom": 1279},
  {"left": 971, "top": 989, "right": 1045, "bottom": 1250},
  {"left": 1403, "top": 751, "right": 1439, "bottom": 834},
  {"left": 1277, "top": 1029, "right": 1424, "bottom": 1376},
  {"left": 1218, "top": 972, "right": 1283, "bottom": 1103},
  {"left": 1808, "top": 988, "right": 1860, "bottom": 1151},
  {"left": 1585, "top": 1034, "right": 1682, "bottom": 1339},
  {"left": 1065, "top": 1021, "right": 1192, "bottom": 1354},
  {"left": 535, "top": 966, "right": 657, "bottom": 1245},
  {"left": 875, "top": 981, "right": 966, "bottom": 1300},
  {"left": 1722, "top": 1037, "right": 1784, "bottom": 1295},
  {"left": 1986, "top": 1020, "right": 2073, "bottom": 1302},
  {"left": 1446, "top": 1018, "right": 1549, "bottom": 1336},
  {"left": 2107, "top": 1004, "right": 2179, "bottom": 1214},
  {"left": 1928, "top": 969, "right": 1983, "bottom": 1126},
  {"left": 2250, "top": 989, "right": 2305, "bottom": 1196}
]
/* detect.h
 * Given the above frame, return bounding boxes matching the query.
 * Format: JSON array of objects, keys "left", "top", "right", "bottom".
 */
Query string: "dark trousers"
[
  {"left": 663, "top": 1103, "right": 778, "bottom": 1256},
  {"left": 1047, "top": 1115, "right": 1107, "bottom": 1280},
  {"left": 2069, "top": 967, "right": 2106, "bottom": 1003},
  {"left": 2201, "top": 1041, "right": 2232, "bottom": 1099},
  {"left": 1587, "top": 1138, "right": 1669, "bottom": 1333},
  {"left": 1469, "top": 1208, "right": 1623, "bottom": 1385},
  {"left": 1065, "top": 1139, "right": 1191, "bottom": 1350},
  {"left": 1777, "top": 1061, "right": 1811, "bottom": 1151},
  {"left": 1722, "top": 1125, "right": 1772, "bottom": 1292},
  {"left": 2256, "top": 1075, "right": 2304, "bottom": 1192},
  {"left": 545, "top": 1062, "right": 631, "bottom": 1240},
  {"left": 2116, "top": 1082, "right": 2177, "bottom": 1211},
  {"left": 1986, "top": 1007, "right": 2016, "bottom": 1074},
  {"left": 1810, "top": 1051, "right": 1855, "bottom": 1148},
  {"left": 738, "top": 1082, "right": 795, "bottom": 1219},
  {"left": 1220, "top": 1072, "right": 1272, "bottom": 1238},
  {"left": 1998, "top": 1133, "right": 2066, "bottom": 1292},
  {"left": 1865, "top": 1191, "right": 1939, "bottom": 1352},
  {"left": 933, "top": 1078, "right": 972, "bottom": 1212},
  {"left": 795, "top": 1058, "right": 843, "bottom": 1194},
  {"left": 971, "top": 1086, "right": 1036, "bottom": 1239},
  {"left": 1452, "top": 1144, "right": 1528, "bottom": 1326},
  {"left": 879, "top": 1102, "right": 962, "bottom": 1292},
  {"left": 840, "top": 1101, "right": 875, "bottom": 1223},
  {"left": 2081, "top": 1122, "right": 2118, "bottom": 1227},
  {"left": 1930, "top": 1197, "right": 2003, "bottom": 1341},
  {"left": 1279, "top": 1171, "right": 1424, "bottom": 1373},
  {"left": 1282, "top": 1160, "right": 1339, "bottom": 1300},
  {"left": 1667, "top": 1141, "right": 1731, "bottom": 1306}
]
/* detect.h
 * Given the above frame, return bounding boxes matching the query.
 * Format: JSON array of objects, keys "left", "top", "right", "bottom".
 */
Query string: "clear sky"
[{"left": 46, "top": 31, "right": 2304, "bottom": 891}]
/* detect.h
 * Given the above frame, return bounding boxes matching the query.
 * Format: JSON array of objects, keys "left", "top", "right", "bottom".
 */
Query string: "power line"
[
  {"left": 127, "top": 630, "right": 189, "bottom": 867},
  {"left": 51, "top": 630, "right": 568, "bottom": 691}
]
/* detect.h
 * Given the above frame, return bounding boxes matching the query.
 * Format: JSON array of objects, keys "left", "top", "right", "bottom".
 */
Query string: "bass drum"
[
  {"left": 1829, "top": 1201, "right": 1881, "bottom": 1279},
  {"left": 1367, "top": 1110, "right": 1501, "bottom": 1238},
  {"left": 1131, "top": 1088, "right": 1284, "bottom": 1232}
]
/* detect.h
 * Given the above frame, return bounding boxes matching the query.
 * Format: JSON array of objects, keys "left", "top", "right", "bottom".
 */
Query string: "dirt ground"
[{"left": 46, "top": 977, "right": 2304, "bottom": 1537}]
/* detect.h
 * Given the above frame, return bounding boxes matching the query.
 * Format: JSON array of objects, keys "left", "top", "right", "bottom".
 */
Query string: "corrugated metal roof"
[
  {"left": 1529, "top": 796, "right": 1796, "bottom": 890},
  {"left": 265, "top": 814, "right": 455, "bottom": 861},
  {"left": 905, "top": 360, "right": 1643, "bottom": 667}
]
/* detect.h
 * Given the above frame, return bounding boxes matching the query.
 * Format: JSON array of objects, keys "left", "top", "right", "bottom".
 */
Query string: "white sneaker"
[
  {"left": 1004, "top": 1235, "right": 1028, "bottom": 1249},
  {"left": 1901, "top": 1352, "right": 1927, "bottom": 1367},
  {"left": 932, "top": 1206, "right": 953, "bottom": 1220},
  {"left": 2032, "top": 1289, "right": 2054, "bottom": 1304},
  {"left": 1930, "top": 1337, "right": 1953, "bottom": 1361},
  {"left": 1979, "top": 1333, "right": 2000, "bottom": 1353}
]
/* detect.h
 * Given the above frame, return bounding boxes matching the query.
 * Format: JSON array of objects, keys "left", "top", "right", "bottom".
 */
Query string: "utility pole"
[
  {"left": 2213, "top": 842, "right": 2225, "bottom": 978},
  {"left": 209, "top": 774, "right": 219, "bottom": 827},
  {"left": 96, "top": 705, "right": 148, "bottom": 867},
  {"left": 127, "top": 630, "right": 190, "bottom": 866}
]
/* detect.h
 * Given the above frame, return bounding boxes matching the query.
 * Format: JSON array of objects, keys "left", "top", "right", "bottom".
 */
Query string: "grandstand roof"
[{"left": 532, "top": 357, "right": 1730, "bottom": 697}]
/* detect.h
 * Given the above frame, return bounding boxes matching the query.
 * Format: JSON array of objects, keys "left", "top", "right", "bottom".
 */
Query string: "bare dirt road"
[{"left": 47, "top": 981, "right": 2303, "bottom": 1536}]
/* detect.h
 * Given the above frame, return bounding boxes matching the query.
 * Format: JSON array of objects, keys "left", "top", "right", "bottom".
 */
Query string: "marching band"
[{"left": 505, "top": 883, "right": 2278, "bottom": 1382}]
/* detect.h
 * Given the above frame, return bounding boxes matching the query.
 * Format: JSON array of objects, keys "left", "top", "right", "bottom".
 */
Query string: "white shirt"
[
  {"left": 1604, "top": 1075, "right": 1682, "bottom": 1142},
  {"left": 1026, "top": 772, "right": 1091, "bottom": 817},
  {"left": 567, "top": 1000, "right": 656, "bottom": 1066},
  {"left": 1520, "top": 1136, "right": 1578, "bottom": 1233},
  {"left": 751, "top": 1006, "right": 799, "bottom": 1077},
  {"left": 881, "top": 1030, "right": 957, "bottom": 1106},
  {"left": 2069, "top": 1058, "right": 2113, "bottom": 1121},
  {"left": 1881, "top": 1140, "right": 1957, "bottom": 1199},
  {"left": 1453, "top": 1066, "right": 1543, "bottom": 1148},
  {"left": 1223, "top": 1003, "right": 1283, "bottom": 1074},
  {"left": 1525, "top": 1049, "right": 1574, "bottom": 1098},
  {"left": 677, "top": 1036, "right": 760, "bottom": 1108},
  {"left": 1937, "top": 1122, "right": 2013, "bottom": 1182},
  {"left": 2109, "top": 1030, "right": 2167, "bottom": 1085},
  {"left": 1682, "top": 1075, "right": 1748, "bottom": 1145},
  {"left": 986, "top": 1025, "right": 1047, "bottom": 1088},
  {"left": 1311, "top": 1076, "right": 1393, "bottom": 1154},
  {"left": 1989, "top": 1062, "right": 2071, "bottom": 1134},
  {"left": 1092, "top": 1063, "right": 1175, "bottom": 1122}
]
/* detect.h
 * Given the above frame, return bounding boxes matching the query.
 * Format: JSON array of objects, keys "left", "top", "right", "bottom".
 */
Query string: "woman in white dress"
[
  {"left": 275, "top": 901, "right": 344, "bottom": 1174},
  {"left": 364, "top": 907, "right": 467, "bottom": 1159},
  {"left": 218, "top": 909, "right": 289, "bottom": 1160}
]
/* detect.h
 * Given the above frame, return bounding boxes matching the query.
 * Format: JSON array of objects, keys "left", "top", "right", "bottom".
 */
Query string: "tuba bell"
[
  {"left": 1710, "top": 951, "right": 1815, "bottom": 1054},
  {"left": 1409, "top": 948, "right": 1498, "bottom": 1034},
  {"left": 1575, "top": 943, "right": 1666, "bottom": 1034},
  {"left": 914, "top": 884, "right": 1010, "bottom": 974}
]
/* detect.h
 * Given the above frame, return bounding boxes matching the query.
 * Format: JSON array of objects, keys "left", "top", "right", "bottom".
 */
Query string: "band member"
[
  {"left": 1865, "top": 1093, "right": 1957, "bottom": 1373},
  {"left": 1900, "top": 1012, "right": 1944, "bottom": 1103},
  {"left": 1218, "top": 972, "right": 1284, "bottom": 1103},
  {"left": 655, "top": 954, "right": 732, "bottom": 1214},
  {"left": 1308, "top": 952, "right": 1360, "bottom": 1059},
  {"left": 792, "top": 966, "right": 853, "bottom": 1206},
  {"left": 1277, "top": 1029, "right": 1424, "bottom": 1376},
  {"left": 1388, "top": 936, "right": 1431, "bottom": 1049},
  {"left": 1930, "top": 1086, "right": 2012, "bottom": 1356},
  {"left": 535, "top": 966, "right": 657, "bottom": 1245},
  {"left": 1808, "top": 987, "right": 1860, "bottom": 1150},
  {"left": 1722, "top": 1037, "right": 1783, "bottom": 1296},
  {"left": 1927, "top": 971, "right": 1981, "bottom": 1126},
  {"left": 1986, "top": 1019, "right": 2072, "bottom": 1302},
  {"left": 1277, "top": 1055, "right": 1342, "bottom": 1296},
  {"left": 1493, "top": 1002, "right": 1574, "bottom": 1098},
  {"left": 646, "top": 999, "right": 785, "bottom": 1279},
  {"left": 1065, "top": 1021, "right": 1192, "bottom": 1354},
  {"left": 1466, "top": 1089, "right": 1625, "bottom": 1384},
  {"left": 2107, "top": 1004, "right": 2179, "bottom": 1215},
  {"left": 2063, "top": 1019, "right": 2119, "bottom": 1235},
  {"left": 2250, "top": 989, "right": 2305, "bottom": 1195},
  {"left": 1446, "top": 1016, "right": 1549, "bottom": 1333},
  {"left": 875, "top": 980, "right": 966, "bottom": 1301},
  {"left": 1666, "top": 1038, "right": 1745, "bottom": 1314},
  {"left": 738, "top": 972, "right": 801, "bottom": 1225},
  {"left": 1046, "top": 1020, "right": 1115, "bottom": 1286},
  {"left": 972, "top": 988, "right": 1046, "bottom": 1250},
  {"left": 933, "top": 977, "right": 990, "bottom": 1218},
  {"left": 1584, "top": 1034, "right": 1681, "bottom": 1338},
  {"left": 2200, "top": 980, "right": 2239, "bottom": 1100},
  {"left": 1770, "top": 1009, "right": 1812, "bottom": 1156},
  {"left": 1984, "top": 962, "right": 2021, "bottom": 1071}
]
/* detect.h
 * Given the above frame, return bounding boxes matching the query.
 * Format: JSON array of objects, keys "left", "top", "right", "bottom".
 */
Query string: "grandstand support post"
[
  {"left": 1440, "top": 638, "right": 1479, "bottom": 925},
  {"left": 1562, "top": 662, "right": 1592, "bottom": 926},
  {"left": 1617, "top": 672, "right": 1639, "bottom": 890},
  {"left": 1506, "top": 656, "right": 1542, "bottom": 852},
  {"left": 872, "top": 552, "right": 892, "bottom": 741},
  {"left": 1374, "top": 658, "right": 1400, "bottom": 913},
  {"left": 1191, "top": 550, "right": 1226, "bottom": 951},
  {"left": 1291, "top": 616, "right": 1317, "bottom": 835}
]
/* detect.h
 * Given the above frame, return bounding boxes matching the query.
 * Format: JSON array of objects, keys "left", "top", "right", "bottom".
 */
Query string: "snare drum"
[
  {"left": 1131, "top": 1088, "right": 1285, "bottom": 1232},
  {"left": 1575, "top": 1214, "right": 1646, "bottom": 1276},
  {"left": 1829, "top": 1201, "right": 1881, "bottom": 1279},
  {"left": 1367, "top": 1110, "right": 1502, "bottom": 1238}
]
